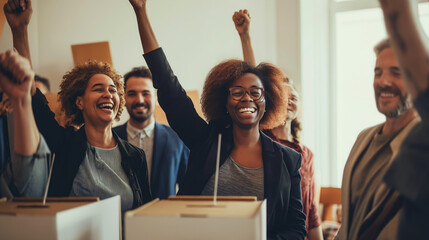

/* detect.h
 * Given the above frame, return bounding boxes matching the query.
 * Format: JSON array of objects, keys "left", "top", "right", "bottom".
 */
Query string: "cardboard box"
[
  {"left": 125, "top": 196, "right": 266, "bottom": 240},
  {"left": 0, "top": 196, "right": 120, "bottom": 240}
]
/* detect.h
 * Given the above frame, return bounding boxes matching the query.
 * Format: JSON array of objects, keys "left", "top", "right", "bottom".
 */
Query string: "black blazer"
[
  {"left": 31, "top": 89, "right": 152, "bottom": 208},
  {"left": 144, "top": 48, "right": 306, "bottom": 240}
]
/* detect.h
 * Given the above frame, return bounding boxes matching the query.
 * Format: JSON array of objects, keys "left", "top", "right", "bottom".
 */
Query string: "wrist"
[
  {"left": 10, "top": 94, "right": 32, "bottom": 109},
  {"left": 133, "top": 4, "right": 147, "bottom": 13},
  {"left": 239, "top": 33, "right": 251, "bottom": 42},
  {"left": 11, "top": 26, "right": 29, "bottom": 36}
]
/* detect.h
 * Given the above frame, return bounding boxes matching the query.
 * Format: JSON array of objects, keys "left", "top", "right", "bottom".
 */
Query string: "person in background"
[
  {"left": 34, "top": 75, "right": 50, "bottom": 94},
  {"left": 129, "top": 0, "right": 306, "bottom": 238},
  {"left": 335, "top": 38, "right": 420, "bottom": 240},
  {"left": 233, "top": 9, "right": 323, "bottom": 240},
  {"left": 3, "top": 0, "right": 152, "bottom": 212},
  {"left": 379, "top": 0, "right": 429, "bottom": 239},
  {"left": 113, "top": 66, "right": 189, "bottom": 199}
]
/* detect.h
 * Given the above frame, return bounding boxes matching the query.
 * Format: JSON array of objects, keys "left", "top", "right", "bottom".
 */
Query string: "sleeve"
[
  {"left": 11, "top": 134, "right": 50, "bottom": 196},
  {"left": 384, "top": 88, "right": 429, "bottom": 204},
  {"left": 31, "top": 89, "right": 67, "bottom": 153},
  {"left": 143, "top": 48, "right": 209, "bottom": 150},
  {"left": 270, "top": 152, "right": 307, "bottom": 240},
  {"left": 177, "top": 143, "right": 190, "bottom": 187},
  {"left": 305, "top": 148, "right": 321, "bottom": 229},
  {"left": 415, "top": 87, "right": 429, "bottom": 124}
]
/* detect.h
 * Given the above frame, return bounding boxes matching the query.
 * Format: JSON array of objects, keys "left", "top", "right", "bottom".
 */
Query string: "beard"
[
  {"left": 128, "top": 103, "right": 153, "bottom": 123},
  {"left": 376, "top": 86, "right": 413, "bottom": 118}
]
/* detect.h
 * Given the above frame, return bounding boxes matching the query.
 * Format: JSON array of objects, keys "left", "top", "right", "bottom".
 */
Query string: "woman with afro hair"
[
  {"left": 129, "top": 0, "right": 306, "bottom": 239},
  {"left": 232, "top": 9, "right": 323, "bottom": 240}
]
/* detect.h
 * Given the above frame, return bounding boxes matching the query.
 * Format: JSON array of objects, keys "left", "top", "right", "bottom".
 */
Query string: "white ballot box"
[
  {"left": 125, "top": 196, "right": 266, "bottom": 240},
  {"left": 0, "top": 196, "right": 120, "bottom": 240}
]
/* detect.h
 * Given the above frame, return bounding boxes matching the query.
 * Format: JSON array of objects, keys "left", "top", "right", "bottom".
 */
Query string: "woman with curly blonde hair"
[
  {"left": 130, "top": 0, "right": 306, "bottom": 238},
  {"left": 27, "top": 60, "right": 152, "bottom": 212}
]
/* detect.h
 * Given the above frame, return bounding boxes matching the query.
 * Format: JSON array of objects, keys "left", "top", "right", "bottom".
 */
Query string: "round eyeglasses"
[{"left": 228, "top": 86, "right": 265, "bottom": 101}]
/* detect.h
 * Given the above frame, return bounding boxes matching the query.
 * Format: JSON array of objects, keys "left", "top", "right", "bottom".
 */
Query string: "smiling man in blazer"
[
  {"left": 114, "top": 67, "right": 189, "bottom": 199},
  {"left": 335, "top": 39, "right": 420, "bottom": 240}
]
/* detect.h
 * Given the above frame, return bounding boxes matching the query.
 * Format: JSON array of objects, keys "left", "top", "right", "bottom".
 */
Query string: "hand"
[
  {"left": 3, "top": 0, "right": 32, "bottom": 31},
  {"left": 233, "top": 9, "right": 251, "bottom": 36},
  {"left": 0, "top": 50, "right": 34, "bottom": 103},
  {"left": 129, "top": 0, "right": 147, "bottom": 10}
]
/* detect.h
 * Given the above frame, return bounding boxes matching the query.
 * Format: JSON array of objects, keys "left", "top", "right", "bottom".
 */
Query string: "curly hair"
[
  {"left": 201, "top": 59, "right": 288, "bottom": 130},
  {"left": 58, "top": 61, "right": 124, "bottom": 126}
]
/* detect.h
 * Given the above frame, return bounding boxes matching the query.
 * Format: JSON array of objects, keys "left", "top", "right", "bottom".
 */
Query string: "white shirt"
[{"left": 126, "top": 119, "right": 155, "bottom": 181}]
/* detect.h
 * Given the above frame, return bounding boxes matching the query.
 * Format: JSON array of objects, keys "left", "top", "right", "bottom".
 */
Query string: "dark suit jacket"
[
  {"left": 113, "top": 122, "right": 189, "bottom": 199},
  {"left": 144, "top": 47, "right": 306, "bottom": 240},
  {"left": 31, "top": 89, "right": 152, "bottom": 208}
]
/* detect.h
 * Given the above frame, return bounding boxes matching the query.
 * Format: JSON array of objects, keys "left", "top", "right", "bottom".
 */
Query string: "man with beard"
[
  {"left": 335, "top": 39, "right": 420, "bottom": 240},
  {"left": 114, "top": 67, "right": 189, "bottom": 199}
]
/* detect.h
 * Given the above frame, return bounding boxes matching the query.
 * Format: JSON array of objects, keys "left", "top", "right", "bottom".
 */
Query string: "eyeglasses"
[{"left": 228, "top": 87, "right": 265, "bottom": 101}]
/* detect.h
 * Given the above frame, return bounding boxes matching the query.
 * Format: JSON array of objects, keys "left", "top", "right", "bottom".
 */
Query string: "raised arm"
[
  {"left": 129, "top": 0, "right": 209, "bottom": 150},
  {"left": 3, "top": 0, "right": 33, "bottom": 67},
  {"left": 0, "top": 50, "right": 37, "bottom": 155},
  {"left": 379, "top": 0, "right": 429, "bottom": 97},
  {"left": 233, "top": 9, "right": 256, "bottom": 67},
  {"left": 0, "top": 51, "right": 49, "bottom": 196},
  {"left": 129, "top": 0, "right": 159, "bottom": 53}
]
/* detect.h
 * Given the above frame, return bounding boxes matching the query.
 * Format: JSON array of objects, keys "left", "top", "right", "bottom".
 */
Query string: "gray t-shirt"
[
  {"left": 69, "top": 143, "right": 134, "bottom": 212},
  {"left": 201, "top": 156, "right": 264, "bottom": 200}
]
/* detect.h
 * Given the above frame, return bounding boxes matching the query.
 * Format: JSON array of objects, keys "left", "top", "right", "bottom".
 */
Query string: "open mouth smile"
[
  {"left": 97, "top": 102, "right": 114, "bottom": 112},
  {"left": 238, "top": 107, "right": 256, "bottom": 113}
]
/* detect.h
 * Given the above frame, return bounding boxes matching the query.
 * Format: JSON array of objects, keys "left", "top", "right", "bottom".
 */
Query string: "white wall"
[
  {"left": 2, "top": 0, "right": 280, "bottom": 92},
  {"left": 276, "top": 0, "right": 301, "bottom": 91}
]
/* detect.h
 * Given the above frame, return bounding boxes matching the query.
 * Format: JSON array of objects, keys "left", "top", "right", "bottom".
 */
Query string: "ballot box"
[
  {"left": 125, "top": 196, "right": 266, "bottom": 240},
  {"left": 0, "top": 196, "right": 120, "bottom": 240}
]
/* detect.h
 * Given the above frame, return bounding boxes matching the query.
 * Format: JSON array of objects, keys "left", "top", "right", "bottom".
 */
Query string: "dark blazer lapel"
[
  {"left": 151, "top": 122, "right": 167, "bottom": 187},
  {"left": 50, "top": 126, "right": 87, "bottom": 196},
  {"left": 260, "top": 132, "right": 284, "bottom": 224},
  {"left": 113, "top": 123, "right": 128, "bottom": 141}
]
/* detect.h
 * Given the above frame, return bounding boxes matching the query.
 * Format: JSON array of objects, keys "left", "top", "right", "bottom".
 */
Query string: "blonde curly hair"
[{"left": 58, "top": 61, "right": 124, "bottom": 126}]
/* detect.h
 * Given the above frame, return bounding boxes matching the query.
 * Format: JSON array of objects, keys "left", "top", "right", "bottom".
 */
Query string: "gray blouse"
[
  {"left": 69, "top": 143, "right": 134, "bottom": 212},
  {"left": 201, "top": 156, "right": 264, "bottom": 200}
]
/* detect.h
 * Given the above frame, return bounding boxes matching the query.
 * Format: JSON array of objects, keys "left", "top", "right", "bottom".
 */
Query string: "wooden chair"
[{"left": 319, "top": 187, "right": 341, "bottom": 222}]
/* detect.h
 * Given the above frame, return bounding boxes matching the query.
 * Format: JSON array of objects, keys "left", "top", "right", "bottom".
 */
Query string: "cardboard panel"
[
  {"left": 0, "top": 0, "right": 7, "bottom": 39},
  {"left": 0, "top": 196, "right": 120, "bottom": 240},
  {"left": 71, "top": 41, "right": 113, "bottom": 67},
  {"left": 154, "top": 89, "right": 203, "bottom": 125},
  {"left": 126, "top": 197, "right": 266, "bottom": 240}
]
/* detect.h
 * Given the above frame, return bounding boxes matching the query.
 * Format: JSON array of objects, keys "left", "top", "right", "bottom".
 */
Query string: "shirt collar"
[{"left": 126, "top": 118, "right": 155, "bottom": 139}]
